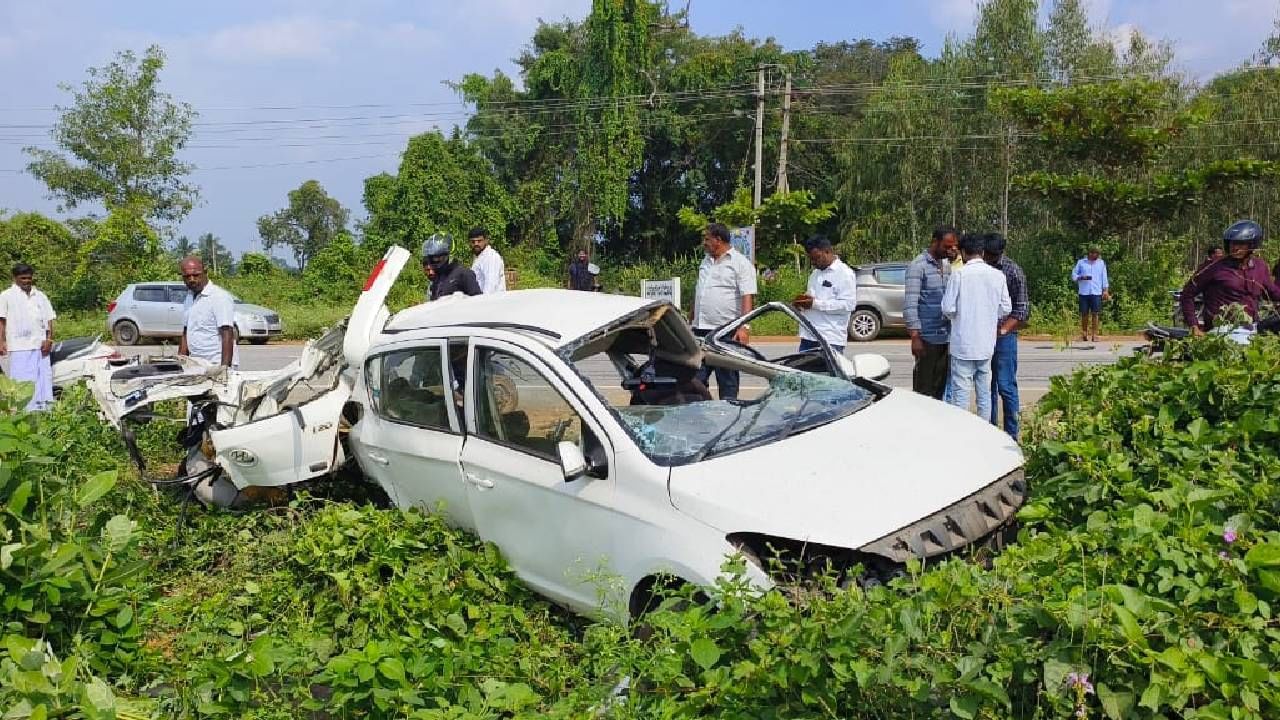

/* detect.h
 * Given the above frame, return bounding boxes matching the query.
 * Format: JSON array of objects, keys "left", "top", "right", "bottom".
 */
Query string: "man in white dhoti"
[{"left": 0, "top": 263, "right": 57, "bottom": 411}]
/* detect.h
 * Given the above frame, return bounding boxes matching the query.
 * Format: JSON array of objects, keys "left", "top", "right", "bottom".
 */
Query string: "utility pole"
[
  {"left": 753, "top": 66, "right": 765, "bottom": 209},
  {"left": 777, "top": 67, "right": 792, "bottom": 195}
]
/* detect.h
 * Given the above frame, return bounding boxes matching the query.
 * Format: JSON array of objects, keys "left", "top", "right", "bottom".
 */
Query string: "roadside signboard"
[
  {"left": 640, "top": 277, "right": 682, "bottom": 309},
  {"left": 731, "top": 226, "right": 756, "bottom": 263}
]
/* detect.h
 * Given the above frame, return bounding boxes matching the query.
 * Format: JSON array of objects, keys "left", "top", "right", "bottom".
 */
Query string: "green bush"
[
  {"left": 23, "top": 261, "right": 1280, "bottom": 718},
  {"left": 237, "top": 253, "right": 275, "bottom": 277},
  {"left": 609, "top": 333, "right": 1280, "bottom": 718},
  {"left": 0, "top": 381, "right": 152, "bottom": 718}
]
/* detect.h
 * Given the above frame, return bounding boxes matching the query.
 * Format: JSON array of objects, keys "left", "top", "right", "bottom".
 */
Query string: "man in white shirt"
[
  {"left": 793, "top": 235, "right": 857, "bottom": 354},
  {"left": 941, "top": 233, "right": 1011, "bottom": 419},
  {"left": 177, "top": 257, "right": 238, "bottom": 369},
  {"left": 468, "top": 227, "right": 507, "bottom": 294},
  {"left": 0, "top": 263, "right": 57, "bottom": 411},
  {"left": 690, "top": 222, "right": 757, "bottom": 399}
]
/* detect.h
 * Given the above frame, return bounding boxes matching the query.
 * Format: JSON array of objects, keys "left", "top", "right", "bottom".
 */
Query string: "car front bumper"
[{"left": 240, "top": 318, "right": 284, "bottom": 338}]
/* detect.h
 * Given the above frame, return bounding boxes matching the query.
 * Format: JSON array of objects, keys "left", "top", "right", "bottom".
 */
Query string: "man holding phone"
[
  {"left": 1071, "top": 247, "right": 1110, "bottom": 342},
  {"left": 793, "top": 235, "right": 857, "bottom": 355}
]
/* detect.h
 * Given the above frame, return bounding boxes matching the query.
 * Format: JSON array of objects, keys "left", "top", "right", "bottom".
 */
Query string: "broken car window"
[{"left": 614, "top": 371, "right": 872, "bottom": 466}]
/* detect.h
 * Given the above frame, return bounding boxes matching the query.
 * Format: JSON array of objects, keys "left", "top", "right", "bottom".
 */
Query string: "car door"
[
  {"left": 351, "top": 340, "right": 473, "bottom": 530},
  {"left": 458, "top": 339, "right": 625, "bottom": 612},
  {"left": 130, "top": 286, "right": 170, "bottom": 336},
  {"left": 166, "top": 285, "right": 191, "bottom": 334},
  {"left": 874, "top": 266, "right": 907, "bottom": 326}
]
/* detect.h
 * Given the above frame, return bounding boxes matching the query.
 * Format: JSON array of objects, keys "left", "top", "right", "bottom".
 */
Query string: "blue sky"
[{"left": 1, "top": 0, "right": 1276, "bottom": 258}]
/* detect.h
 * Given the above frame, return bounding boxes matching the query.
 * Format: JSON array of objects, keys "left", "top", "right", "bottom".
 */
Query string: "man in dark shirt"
[
  {"left": 421, "top": 234, "right": 482, "bottom": 301},
  {"left": 1181, "top": 220, "right": 1280, "bottom": 333},
  {"left": 568, "top": 250, "right": 594, "bottom": 291},
  {"left": 983, "top": 233, "right": 1029, "bottom": 440}
]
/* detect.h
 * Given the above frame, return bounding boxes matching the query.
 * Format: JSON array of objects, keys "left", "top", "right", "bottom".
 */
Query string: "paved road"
[{"left": 123, "top": 337, "right": 1140, "bottom": 406}]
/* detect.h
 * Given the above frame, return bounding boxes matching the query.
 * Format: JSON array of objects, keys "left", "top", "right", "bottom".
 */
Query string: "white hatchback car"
[{"left": 76, "top": 247, "right": 1025, "bottom": 620}]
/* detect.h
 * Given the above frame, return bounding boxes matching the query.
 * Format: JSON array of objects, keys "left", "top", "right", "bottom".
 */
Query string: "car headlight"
[{"left": 248, "top": 314, "right": 265, "bottom": 322}]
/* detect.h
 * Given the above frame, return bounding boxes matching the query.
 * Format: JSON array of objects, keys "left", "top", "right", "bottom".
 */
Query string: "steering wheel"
[{"left": 719, "top": 338, "right": 767, "bottom": 362}]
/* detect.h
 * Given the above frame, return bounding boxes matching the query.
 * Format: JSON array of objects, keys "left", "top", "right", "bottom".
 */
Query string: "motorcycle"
[{"left": 1142, "top": 312, "right": 1278, "bottom": 354}]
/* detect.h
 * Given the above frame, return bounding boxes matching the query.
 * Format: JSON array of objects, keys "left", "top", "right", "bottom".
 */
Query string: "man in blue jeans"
[
  {"left": 983, "top": 233, "right": 1029, "bottom": 440},
  {"left": 941, "top": 233, "right": 1010, "bottom": 420}
]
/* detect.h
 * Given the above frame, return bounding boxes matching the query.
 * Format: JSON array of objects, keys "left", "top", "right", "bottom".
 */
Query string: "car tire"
[
  {"left": 249, "top": 337, "right": 269, "bottom": 345},
  {"left": 112, "top": 320, "right": 141, "bottom": 346},
  {"left": 848, "top": 308, "right": 882, "bottom": 342}
]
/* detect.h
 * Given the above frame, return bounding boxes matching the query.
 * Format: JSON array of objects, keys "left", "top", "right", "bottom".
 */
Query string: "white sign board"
[
  {"left": 640, "top": 277, "right": 682, "bottom": 309},
  {"left": 731, "top": 226, "right": 756, "bottom": 263}
]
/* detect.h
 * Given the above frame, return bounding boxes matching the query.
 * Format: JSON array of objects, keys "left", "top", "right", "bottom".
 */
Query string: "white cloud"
[
  {"left": 204, "top": 17, "right": 360, "bottom": 62},
  {"left": 929, "top": 0, "right": 979, "bottom": 32},
  {"left": 1106, "top": 21, "right": 1139, "bottom": 55}
]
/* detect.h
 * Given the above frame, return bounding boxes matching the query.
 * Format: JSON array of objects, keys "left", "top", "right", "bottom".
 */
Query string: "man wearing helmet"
[
  {"left": 1179, "top": 220, "right": 1280, "bottom": 334},
  {"left": 421, "top": 233, "right": 482, "bottom": 301}
]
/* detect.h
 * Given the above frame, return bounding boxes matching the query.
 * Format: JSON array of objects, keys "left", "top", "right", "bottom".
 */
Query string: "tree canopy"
[
  {"left": 257, "top": 180, "right": 350, "bottom": 271},
  {"left": 24, "top": 45, "right": 197, "bottom": 226}
]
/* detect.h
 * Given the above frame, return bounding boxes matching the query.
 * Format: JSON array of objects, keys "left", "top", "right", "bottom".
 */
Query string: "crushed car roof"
[{"left": 384, "top": 289, "right": 661, "bottom": 347}]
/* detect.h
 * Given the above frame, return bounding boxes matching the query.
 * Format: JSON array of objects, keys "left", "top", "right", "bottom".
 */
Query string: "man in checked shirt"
[{"left": 983, "top": 233, "right": 1029, "bottom": 440}]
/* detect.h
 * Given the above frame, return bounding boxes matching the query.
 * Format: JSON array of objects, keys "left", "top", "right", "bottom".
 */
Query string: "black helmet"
[
  {"left": 1223, "top": 220, "right": 1263, "bottom": 250},
  {"left": 420, "top": 233, "right": 453, "bottom": 266}
]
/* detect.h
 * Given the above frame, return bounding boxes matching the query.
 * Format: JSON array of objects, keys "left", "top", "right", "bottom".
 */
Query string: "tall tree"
[
  {"left": 24, "top": 45, "right": 197, "bottom": 225},
  {"left": 360, "top": 131, "right": 512, "bottom": 256},
  {"left": 992, "top": 80, "right": 1279, "bottom": 305},
  {"left": 169, "top": 235, "right": 198, "bottom": 260},
  {"left": 1044, "top": 0, "right": 1116, "bottom": 84},
  {"left": 194, "top": 232, "right": 234, "bottom": 275},
  {"left": 256, "top": 180, "right": 349, "bottom": 271}
]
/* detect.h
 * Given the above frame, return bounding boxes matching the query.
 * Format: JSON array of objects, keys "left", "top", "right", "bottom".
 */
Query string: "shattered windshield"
[{"left": 614, "top": 372, "right": 872, "bottom": 465}]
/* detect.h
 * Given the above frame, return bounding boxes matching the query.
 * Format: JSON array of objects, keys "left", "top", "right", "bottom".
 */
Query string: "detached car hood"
[{"left": 668, "top": 389, "right": 1024, "bottom": 555}]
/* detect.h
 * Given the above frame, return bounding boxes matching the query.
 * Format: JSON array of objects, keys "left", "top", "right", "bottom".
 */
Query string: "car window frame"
[
  {"left": 464, "top": 337, "right": 611, "bottom": 468},
  {"left": 365, "top": 339, "right": 462, "bottom": 435},
  {"left": 167, "top": 286, "right": 190, "bottom": 304},
  {"left": 874, "top": 266, "right": 907, "bottom": 286},
  {"left": 132, "top": 285, "right": 168, "bottom": 303}
]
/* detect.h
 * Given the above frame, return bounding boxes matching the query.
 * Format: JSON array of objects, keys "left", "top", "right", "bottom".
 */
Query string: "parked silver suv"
[
  {"left": 106, "top": 282, "right": 283, "bottom": 346},
  {"left": 848, "top": 263, "right": 908, "bottom": 342}
]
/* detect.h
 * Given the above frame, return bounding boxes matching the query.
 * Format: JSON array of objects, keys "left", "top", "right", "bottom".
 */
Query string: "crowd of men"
[
  {"left": 903, "top": 227, "right": 1029, "bottom": 438},
  {"left": 3, "top": 218, "right": 1277, "bottom": 430}
]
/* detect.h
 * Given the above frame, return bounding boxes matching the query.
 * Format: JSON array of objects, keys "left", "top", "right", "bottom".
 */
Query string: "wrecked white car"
[{"left": 64, "top": 246, "right": 1026, "bottom": 619}]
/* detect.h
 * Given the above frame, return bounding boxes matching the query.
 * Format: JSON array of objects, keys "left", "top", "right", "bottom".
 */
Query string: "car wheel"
[
  {"left": 249, "top": 337, "right": 269, "bottom": 345},
  {"left": 112, "top": 320, "right": 141, "bottom": 346},
  {"left": 848, "top": 308, "right": 882, "bottom": 342},
  {"left": 629, "top": 574, "right": 701, "bottom": 639}
]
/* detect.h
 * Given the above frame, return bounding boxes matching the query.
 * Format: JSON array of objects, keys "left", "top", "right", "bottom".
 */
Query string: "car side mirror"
[
  {"left": 557, "top": 441, "right": 588, "bottom": 481},
  {"left": 851, "top": 353, "right": 891, "bottom": 381}
]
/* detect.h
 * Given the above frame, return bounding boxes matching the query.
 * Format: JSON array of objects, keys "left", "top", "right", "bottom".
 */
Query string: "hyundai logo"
[{"left": 228, "top": 449, "right": 257, "bottom": 466}]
